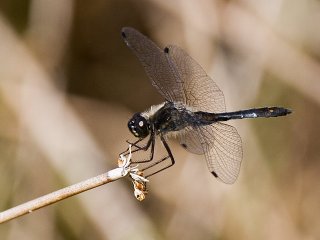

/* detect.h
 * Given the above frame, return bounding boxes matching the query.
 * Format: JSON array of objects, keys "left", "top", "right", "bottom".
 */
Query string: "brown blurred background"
[{"left": 0, "top": 0, "right": 319, "bottom": 239}]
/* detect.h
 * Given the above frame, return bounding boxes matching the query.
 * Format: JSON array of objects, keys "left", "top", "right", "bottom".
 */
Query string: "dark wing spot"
[
  {"left": 164, "top": 47, "right": 169, "bottom": 53},
  {"left": 181, "top": 143, "right": 187, "bottom": 149},
  {"left": 211, "top": 171, "right": 218, "bottom": 178},
  {"left": 121, "top": 31, "right": 127, "bottom": 38}
]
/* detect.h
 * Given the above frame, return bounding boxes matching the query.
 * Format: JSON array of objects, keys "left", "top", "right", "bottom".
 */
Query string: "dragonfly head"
[{"left": 128, "top": 113, "right": 150, "bottom": 138}]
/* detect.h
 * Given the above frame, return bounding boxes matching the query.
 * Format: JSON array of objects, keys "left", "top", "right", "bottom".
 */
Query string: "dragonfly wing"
[
  {"left": 165, "top": 45, "right": 226, "bottom": 113},
  {"left": 197, "top": 122, "right": 243, "bottom": 184},
  {"left": 121, "top": 27, "right": 186, "bottom": 103},
  {"left": 122, "top": 28, "right": 226, "bottom": 114},
  {"left": 177, "top": 126, "right": 205, "bottom": 155}
]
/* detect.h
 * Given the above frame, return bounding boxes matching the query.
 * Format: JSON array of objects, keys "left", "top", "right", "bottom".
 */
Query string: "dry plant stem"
[{"left": 0, "top": 168, "right": 125, "bottom": 224}]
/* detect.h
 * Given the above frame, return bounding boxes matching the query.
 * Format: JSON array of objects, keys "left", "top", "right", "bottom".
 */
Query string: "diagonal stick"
[{"left": 0, "top": 167, "right": 127, "bottom": 224}]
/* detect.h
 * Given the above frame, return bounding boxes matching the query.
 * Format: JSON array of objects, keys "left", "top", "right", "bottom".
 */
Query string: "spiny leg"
[
  {"left": 121, "top": 132, "right": 153, "bottom": 156},
  {"left": 120, "top": 133, "right": 156, "bottom": 164},
  {"left": 131, "top": 134, "right": 156, "bottom": 164},
  {"left": 142, "top": 135, "right": 175, "bottom": 178},
  {"left": 120, "top": 138, "right": 143, "bottom": 156}
]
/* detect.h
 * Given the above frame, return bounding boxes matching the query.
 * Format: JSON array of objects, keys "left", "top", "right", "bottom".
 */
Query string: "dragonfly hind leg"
[{"left": 141, "top": 135, "right": 175, "bottom": 178}]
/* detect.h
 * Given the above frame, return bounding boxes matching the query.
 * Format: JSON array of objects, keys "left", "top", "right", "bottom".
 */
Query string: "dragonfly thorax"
[{"left": 151, "top": 102, "right": 193, "bottom": 134}]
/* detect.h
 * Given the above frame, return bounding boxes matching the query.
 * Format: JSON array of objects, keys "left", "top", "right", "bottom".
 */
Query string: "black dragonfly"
[{"left": 120, "top": 27, "right": 291, "bottom": 184}]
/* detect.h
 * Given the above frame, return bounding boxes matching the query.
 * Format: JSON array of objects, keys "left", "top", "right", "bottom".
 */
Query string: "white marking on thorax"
[
  {"left": 141, "top": 102, "right": 166, "bottom": 119},
  {"left": 141, "top": 101, "right": 195, "bottom": 120}
]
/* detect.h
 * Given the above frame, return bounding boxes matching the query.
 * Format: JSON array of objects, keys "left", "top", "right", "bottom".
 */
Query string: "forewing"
[
  {"left": 122, "top": 28, "right": 226, "bottom": 114},
  {"left": 121, "top": 27, "right": 186, "bottom": 103},
  {"left": 198, "top": 122, "right": 243, "bottom": 184},
  {"left": 165, "top": 45, "right": 226, "bottom": 113}
]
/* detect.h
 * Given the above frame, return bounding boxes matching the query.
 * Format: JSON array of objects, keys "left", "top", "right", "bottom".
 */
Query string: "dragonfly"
[{"left": 120, "top": 27, "right": 291, "bottom": 184}]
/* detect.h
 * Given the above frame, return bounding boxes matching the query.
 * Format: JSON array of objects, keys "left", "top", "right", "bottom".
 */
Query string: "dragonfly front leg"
[{"left": 121, "top": 133, "right": 156, "bottom": 163}]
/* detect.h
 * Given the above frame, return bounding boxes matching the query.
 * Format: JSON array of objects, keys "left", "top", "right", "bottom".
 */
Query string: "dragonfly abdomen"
[{"left": 196, "top": 107, "right": 292, "bottom": 123}]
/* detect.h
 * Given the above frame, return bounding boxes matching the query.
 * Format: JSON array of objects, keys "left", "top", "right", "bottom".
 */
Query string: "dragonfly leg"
[
  {"left": 121, "top": 133, "right": 156, "bottom": 163},
  {"left": 142, "top": 135, "right": 175, "bottom": 178}
]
